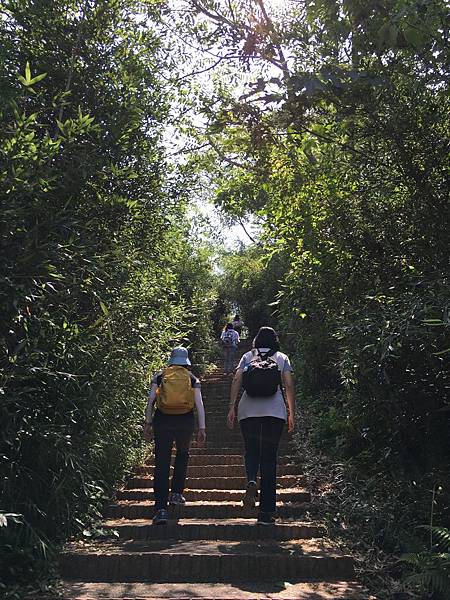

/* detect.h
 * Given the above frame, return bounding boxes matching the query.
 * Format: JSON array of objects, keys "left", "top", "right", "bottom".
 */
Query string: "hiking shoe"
[
  {"left": 152, "top": 509, "right": 168, "bottom": 525},
  {"left": 169, "top": 492, "right": 186, "bottom": 505},
  {"left": 257, "top": 511, "right": 276, "bottom": 525},
  {"left": 242, "top": 480, "right": 258, "bottom": 508}
]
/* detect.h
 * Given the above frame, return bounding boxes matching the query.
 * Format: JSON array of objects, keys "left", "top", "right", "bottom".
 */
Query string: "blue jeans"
[
  {"left": 239, "top": 416, "right": 285, "bottom": 513},
  {"left": 224, "top": 346, "right": 236, "bottom": 372}
]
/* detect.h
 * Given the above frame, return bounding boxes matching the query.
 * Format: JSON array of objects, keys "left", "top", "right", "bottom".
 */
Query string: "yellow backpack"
[{"left": 156, "top": 365, "right": 195, "bottom": 415}]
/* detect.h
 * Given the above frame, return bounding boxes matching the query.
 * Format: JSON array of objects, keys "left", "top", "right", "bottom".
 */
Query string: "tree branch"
[
  {"left": 238, "top": 217, "right": 260, "bottom": 245},
  {"left": 206, "top": 134, "right": 247, "bottom": 169},
  {"left": 54, "top": 0, "right": 89, "bottom": 134}
]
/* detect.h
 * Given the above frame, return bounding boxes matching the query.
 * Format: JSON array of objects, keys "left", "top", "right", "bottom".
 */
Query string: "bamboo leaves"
[{"left": 18, "top": 62, "right": 47, "bottom": 91}]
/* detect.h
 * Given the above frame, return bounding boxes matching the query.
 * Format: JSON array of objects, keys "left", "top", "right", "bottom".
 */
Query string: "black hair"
[
  {"left": 253, "top": 326, "right": 280, "bottom": 351},
  {"left": 225, "top": 322, "right": 234, "bottom": 330},
  {"left": 234, "top": 314, "right": 240, "bottom": 320}
]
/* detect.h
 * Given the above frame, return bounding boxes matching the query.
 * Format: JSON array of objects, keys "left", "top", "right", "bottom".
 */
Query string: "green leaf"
[
  {"left": 433, "top": 348, "right": 450, "bottom": 356},
  {"left": 377, "top": 23, "right": 391, "bottom": 48},
  {"left": 403, "top": 26, "right": 423, "bottom": 47},
  {"left": 388, "top": 24, "right": 398, "bottom": 48},
  {"left": 423, "top": 319, "right": 444, "bottom": 326},
  {"left": 29, "top": 72, "right": 47, "bottom": 85}
]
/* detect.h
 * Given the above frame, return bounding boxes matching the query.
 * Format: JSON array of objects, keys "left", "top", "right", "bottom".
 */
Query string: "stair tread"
[
  {"left": 110, "top": 499, "right": 310, "bottom": 506},
  {"left": 131, "top": 475, "right": 302, "bottom": 481},
  {"left": 142, "top": 463, "right": 298, "bottom": 469},
  {"left": 62, "top": 580, "right": 371, "bottom": 599},
  {"left": 64, "top": 538, "right": 346, "bottom": 557},
  {"left": 119, "top": 487, "right": 308, "bottom": 493},
  {"left": 104, "top": 518, "right": 319, "bottom": 527}
]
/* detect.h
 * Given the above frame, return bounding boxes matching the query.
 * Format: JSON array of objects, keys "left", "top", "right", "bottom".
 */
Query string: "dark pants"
[
  {"left": 240, "top": 416, "right": 285, "bottom": 513},
  {"left": 152, "top": 410, "right": 195, "bottom": 510}
]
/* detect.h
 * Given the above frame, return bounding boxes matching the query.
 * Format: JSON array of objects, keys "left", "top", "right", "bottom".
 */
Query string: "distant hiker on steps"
[
  {"left": 143, "top": 347, "right": 206, "bottom": 525},
  {"left": 232, "top": 314, "right": 243, "bottom": 336},
  {"left": 226, "top": 326, "right": 295, "bottom": 525},
  {"left": 220, "top": 322, "right": 240, "bottom": 376}
]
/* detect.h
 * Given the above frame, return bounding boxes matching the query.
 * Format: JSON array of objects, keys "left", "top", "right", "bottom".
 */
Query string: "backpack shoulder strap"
[{"left": 156, "top": 370, "right": 165, "bottom": 387}]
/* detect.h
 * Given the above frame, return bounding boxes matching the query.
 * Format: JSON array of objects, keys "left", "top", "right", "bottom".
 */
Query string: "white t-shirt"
[
  {"left": 221, "top": 329, "right": 240, "bottom": 348},
  {"left": 236, "top": 348, "right": 293, "bottom": 421}
]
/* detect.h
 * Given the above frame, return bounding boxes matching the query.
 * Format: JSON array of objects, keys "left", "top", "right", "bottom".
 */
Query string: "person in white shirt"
[
  {"left": 220, "top": 322, "right": 240, "bottom": 375},
  {"left": 227, "top": 327, "right": 295, "bottom": 525}
]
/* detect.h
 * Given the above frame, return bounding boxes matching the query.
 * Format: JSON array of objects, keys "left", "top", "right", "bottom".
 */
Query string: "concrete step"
[
  {"left": 103, "top": 518, "right": 323, "bottom": 541},
  {"left": 191, "top": 440, "right": 293, "bottom": 450},
  {"left": 203, "top": 423, "right": 292, "bottom": 431},
  {"left": 127, "top": 474, "right": 306, "bottom": 490},
  {"left": 187, "top": 447, "right": 248, "bottom": 455},
  {"left": 203, "top": 417, "right": 291, "bottom": 424},
  {"left": 145, "top": 453, "right": 296, "bottom": 466},
  {"left": 61, "top": 580, "right": 372, "bottom": 599},
  {"left": 186, "top": 447, "right": 294, "bottom": 456},
  {"left": 116, "top": 487, "right": 310, "bottom": 503},
  {"left": 151, "top": 454, "right": 245, "bottom": 466},
  {"left": 135, "top": 463, "right": 300, "bottom": 478},
  {"left": 61, "top": 539, "right": 355, "bottom": 582},
  {"left": 195, "top": 432, "right": 245, "bottom": 439},
  {"left": 105, "top": 499, "right": 311, "bottom": 520}
]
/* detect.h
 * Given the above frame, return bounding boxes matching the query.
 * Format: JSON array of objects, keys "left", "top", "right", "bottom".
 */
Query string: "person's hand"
[
  {"left": 227, "top": 406, "right": 236, "bottom": 429},
  {"left": 143, "top": 422, "right": 153, "bottom": 442},
  {"left": 197, "top": 429, "right": 206, "bottom": 447},
  {"left": 288, "top": 413, "right": 295, "bottom": 433}
]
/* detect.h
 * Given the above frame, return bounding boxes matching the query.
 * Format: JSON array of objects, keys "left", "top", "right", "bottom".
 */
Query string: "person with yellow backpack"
[{"left": 143, "top": 347, "right": 206, "bottom": 525}]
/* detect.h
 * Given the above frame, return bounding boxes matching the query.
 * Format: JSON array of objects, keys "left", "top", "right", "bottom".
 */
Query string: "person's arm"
[
  {"left": 282, "top": 370, "right": 296, "bottom": 432},
  {"left": 227, "top": 368, "right": 243, "bottom": 429},
  {"left": 143, "top": 383, "right": 157, "bottom": 442},
  {"left": 194, "top": 387, "right": 206, "bottom": 446},
  {"left": 145, "top": 384, "right": 157, "bottom": 423}
]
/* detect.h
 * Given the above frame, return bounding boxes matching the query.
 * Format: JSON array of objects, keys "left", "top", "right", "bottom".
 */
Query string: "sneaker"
[
  {"left": 257, "top": 511, "right": 276, "bottom": 525},
  {"left": 152, "top": 508, "right": 168, "bottom": 525},
  {"left": 242, "top": 480, "right": 258, "bottom": 508},
  {"left": 169, "top": 492, "right": 186, "bottom": 505}
]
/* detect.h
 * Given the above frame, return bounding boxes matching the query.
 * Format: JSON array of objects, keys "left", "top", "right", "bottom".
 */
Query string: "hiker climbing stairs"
[{"left": 61, "top": 342, "right": 371, "bottom": 599}]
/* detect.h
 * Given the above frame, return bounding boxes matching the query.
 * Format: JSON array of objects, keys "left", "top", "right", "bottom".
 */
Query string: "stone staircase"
[{"left": 61, "top": 344, "right": 371, "bottom": 599}]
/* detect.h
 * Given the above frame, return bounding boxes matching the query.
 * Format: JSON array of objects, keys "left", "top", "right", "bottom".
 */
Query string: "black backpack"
[{"left": 242, "top": 349, "right": 281, "bottom": 397}]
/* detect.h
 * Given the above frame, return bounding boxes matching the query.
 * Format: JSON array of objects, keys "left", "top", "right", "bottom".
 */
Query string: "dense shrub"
[{"left": 0, "top": 0, "right": 216, "bottom": 587}]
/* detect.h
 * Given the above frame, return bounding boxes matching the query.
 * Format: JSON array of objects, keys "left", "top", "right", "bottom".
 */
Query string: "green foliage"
[
  {"left": 188, "top": 0, "right": 450, "bottom": 469},
  {"left": 0, "top": 0, "right": 217, "bottom": 589},
  {"left": 401, "top": 527, "right": 450, "bottom": 598},
  {"left": 217, "top": 246, "right": 286, "bottom": 336}
]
